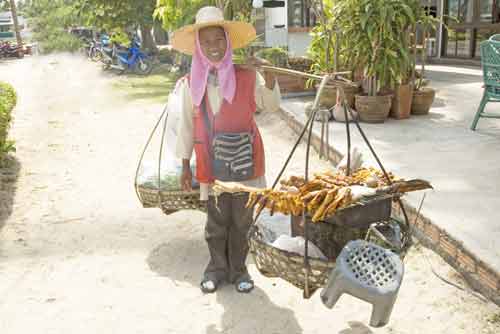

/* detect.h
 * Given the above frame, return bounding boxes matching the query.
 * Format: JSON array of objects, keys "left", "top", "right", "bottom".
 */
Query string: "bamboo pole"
[{"left": 257, "top": 65, "right": 355, "bottom": 87}]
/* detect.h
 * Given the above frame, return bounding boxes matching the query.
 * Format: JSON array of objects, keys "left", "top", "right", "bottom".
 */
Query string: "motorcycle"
[
  {"left": 101, "top": 37, "right": 153, "bottom": 75},
  {"left": 85, "top": 38, "right": 102, "bottom": 62},
  {"left": 0, "top": 41, "right": 24, "bottom": 58}
]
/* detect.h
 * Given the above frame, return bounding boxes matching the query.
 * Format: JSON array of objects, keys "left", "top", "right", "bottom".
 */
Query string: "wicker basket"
[
  {"left": 317, "top": 83, "right": 360, "bottom": 109},
  {"left": 355, "top": 94, "right": 392, "bottom": 123},
  {"left": 411, "top": 88, "right": 435, "bottom": 115},
  {"left": 136, "top": 185, "right": 207, "bottom": 214},
  {"left": 249, "top": 224, "right": 336, "bottom": 296}
]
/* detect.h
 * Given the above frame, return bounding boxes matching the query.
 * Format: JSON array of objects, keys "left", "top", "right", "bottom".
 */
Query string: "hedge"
[{"left": 0, "top": 82, "right": 17, "bottom": 154}]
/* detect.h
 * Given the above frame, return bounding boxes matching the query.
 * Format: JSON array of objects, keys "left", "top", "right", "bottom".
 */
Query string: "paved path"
[
  {"left": 281, "top": 64, "right": 500, "bottom": 277},
  {"left": 0, "top": 56, "right": 498, "bottom": 333}
]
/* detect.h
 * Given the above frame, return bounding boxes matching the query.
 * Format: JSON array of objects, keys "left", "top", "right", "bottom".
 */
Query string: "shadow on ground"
[
  {"left": 206, "top": 287, "right": 303, "bottom": 334},
  {"left": 338, "top": 321, "right": 374, "bottom": 334},
  {"left": 0, "top": 155, "right": 21, "bottom": 231},
  {"left": 147, "top": 231, "right": 303, "bottom": 334}
]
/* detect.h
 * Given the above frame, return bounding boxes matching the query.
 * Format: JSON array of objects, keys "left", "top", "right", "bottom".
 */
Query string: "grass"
[{"left": 111, "top": 64, "right": 181, "bottom": 103}]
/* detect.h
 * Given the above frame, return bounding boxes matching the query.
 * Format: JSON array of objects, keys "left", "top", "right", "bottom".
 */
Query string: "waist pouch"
[{"left": 212, "top": 132, "right": 254, "bottom": 181}]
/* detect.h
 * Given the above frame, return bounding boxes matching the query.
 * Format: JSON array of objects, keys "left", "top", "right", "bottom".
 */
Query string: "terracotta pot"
[
  {"left": 411, "top": 88, "right": 436, "bottom": 115},
  {"left": 272, "top": 72, "right": 314, "bottom": 94},
  {"left": 355, "top": 94, "right": 392, "bottom": 123},
  {"left": 390, "top": 84, "right": 413, "bottom": 119},
  {"left": 316, "top": 83, "right": 360, "bottom": 109}
]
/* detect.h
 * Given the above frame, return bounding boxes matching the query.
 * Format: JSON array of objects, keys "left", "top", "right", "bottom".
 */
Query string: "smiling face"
[{"left": 198, "top": 26, "right": 227, "bottom": 63}]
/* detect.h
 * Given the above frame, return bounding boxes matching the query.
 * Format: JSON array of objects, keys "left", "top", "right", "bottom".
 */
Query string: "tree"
[
  {"left": 9, "top": 0, "right": 23, "bottom": 50},
  {"left": 154, "top": 0, "right": 253, "bottom": 32},
  {"left": 23, "top": 0, "right": 84, "bottom": 53},
  {"left": 76, "top": 0, "right": 158, "bottom": 53}
]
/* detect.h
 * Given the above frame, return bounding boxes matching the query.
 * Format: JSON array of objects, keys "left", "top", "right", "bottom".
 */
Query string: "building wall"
[
  {"left": 263, "top": 2, "right": 312, "bottom": 56},
  {"left": 287, "top": 31, "right": 312, "bottom": 57}
]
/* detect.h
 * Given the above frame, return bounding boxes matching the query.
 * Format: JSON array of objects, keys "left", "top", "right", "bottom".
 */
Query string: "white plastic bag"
[
  {"left": 337, "top": 146, "right": 363, "bottom": 172},
  {"left": 136, "top": 86, "right": 198, "bottom": 191},
  {"left": 272, "top": 235, "right": 327, "bottom": 260}
]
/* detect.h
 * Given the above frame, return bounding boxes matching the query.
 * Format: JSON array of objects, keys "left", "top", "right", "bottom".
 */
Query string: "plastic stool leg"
[
  {"left": 369, "top": 295, "right": 397, "bottom": 328},
  {"left": 320, "top": 268, "right": 344, "bottom": 308}
]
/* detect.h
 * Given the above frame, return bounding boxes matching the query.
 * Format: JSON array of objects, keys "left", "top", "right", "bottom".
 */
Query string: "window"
[
  {"left": 447, "top": 0, "right": 474, "bottom": 23},
  {"left": 287, "top": 0, "right": 317, "bottom": 28},
  {"left": 446, "top": 28, "right": 472, "bottom": 57},
  {"left": 479, "top": 0, "right": 500, "bottom": 23}
]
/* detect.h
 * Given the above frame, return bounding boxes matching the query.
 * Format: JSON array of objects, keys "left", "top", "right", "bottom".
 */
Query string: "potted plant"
[
  {"left": 307, "top": 0, "right": 360, "bottom": 109},
  {"left": 253, "top": 46, "right": 314, "bottom": 93},
  {"left": 410, "top": 0, "right": 439, "bottom": 115},
  {"left": 333, "top": 0, "right": 416, "bottom": 123},
  {"left": 390, "top": 29, "right": 415, "bottom": 119}
]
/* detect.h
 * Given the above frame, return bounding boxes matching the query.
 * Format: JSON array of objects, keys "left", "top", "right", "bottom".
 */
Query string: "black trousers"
[{"left": 204, "top": 193, "right": 253, "bottom": 284}]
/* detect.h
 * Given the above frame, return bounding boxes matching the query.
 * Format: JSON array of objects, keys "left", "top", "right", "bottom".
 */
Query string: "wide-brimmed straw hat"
[{"left": 171, "top": 6, "right": 256, "bottom": 55}]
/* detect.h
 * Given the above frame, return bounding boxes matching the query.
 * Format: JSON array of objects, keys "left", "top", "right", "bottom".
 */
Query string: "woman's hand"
[
  {"left": 239, "top": 56, "right": 270, "bottom": 70},
  {"left": 239, "top": 56, "right": 276, "bottom": 90}
]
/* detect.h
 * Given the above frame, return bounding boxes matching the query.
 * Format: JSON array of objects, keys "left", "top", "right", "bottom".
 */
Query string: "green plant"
[
  {"left": 255, "top": 47, "right": 288, "bottom": 67},
  {"left": 0, "top": 140, "right": 16, "bottom": 155},
  {"left": 24, "top": 0, "right": 85, "bottom": 54},
  {"left": 0, "top": 82, "right": 17, "bottom": 158},
  {"left": 410, "top": 0, "right": 441, "bottom": 90},
  {"left": 333, "top": 0, "right": 417, "bottom": 96},
  {"left": 307, "top": 0, "right": 340, "bottom": 75}
]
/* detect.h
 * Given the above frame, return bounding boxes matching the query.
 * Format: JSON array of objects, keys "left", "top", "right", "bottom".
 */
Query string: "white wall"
[
  {"left": 264, "top": 5, "right": 287, "bottom": 47},
  {"left": 287, "top": 32, "right": 312, "bottom": 57},
  {"left": 263, "top": 2, "right": 312, "bottom": 56}
]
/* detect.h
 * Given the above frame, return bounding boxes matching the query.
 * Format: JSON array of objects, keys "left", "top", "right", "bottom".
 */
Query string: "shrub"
[{"left": 0, "top": 82, "right": 17, "bottom": 156}]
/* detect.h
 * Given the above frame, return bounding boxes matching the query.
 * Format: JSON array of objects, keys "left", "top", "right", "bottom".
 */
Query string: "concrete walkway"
[{"left": 280, "top": 65, "right": 500, "bottom": 299}]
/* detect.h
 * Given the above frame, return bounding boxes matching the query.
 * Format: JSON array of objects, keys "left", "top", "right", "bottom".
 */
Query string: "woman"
[{"left": 172, "top": 6, "right": 281, "bottom": 294}]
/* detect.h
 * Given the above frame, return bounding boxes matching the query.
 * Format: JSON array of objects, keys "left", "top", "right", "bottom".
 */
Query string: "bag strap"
[{"left": 200, "top": 95, "right": 212, "bottom": 138}]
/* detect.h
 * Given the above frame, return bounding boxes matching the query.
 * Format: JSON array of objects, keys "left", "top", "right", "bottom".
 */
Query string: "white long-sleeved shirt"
[{"left": 175, "top": 71, "right": 281, "bottom": 200}]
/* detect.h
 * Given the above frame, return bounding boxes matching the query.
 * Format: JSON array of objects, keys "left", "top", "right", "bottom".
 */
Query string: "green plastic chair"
[{"left": 471, "top": 35, "right": 500, "bottom": 130}]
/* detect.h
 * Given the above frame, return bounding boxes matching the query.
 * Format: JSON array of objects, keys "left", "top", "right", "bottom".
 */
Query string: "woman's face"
[{"left": 198, "top": 26, "right": 227, "bottom": 63}]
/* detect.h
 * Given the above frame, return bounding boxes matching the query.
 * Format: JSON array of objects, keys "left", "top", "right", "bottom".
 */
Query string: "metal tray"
[{"left": 321, "top": 194, "right": 393, "bottom": 228}]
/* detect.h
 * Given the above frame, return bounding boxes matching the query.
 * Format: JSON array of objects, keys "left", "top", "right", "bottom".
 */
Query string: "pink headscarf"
[{"left": 190, "top": 29, "right": 236, "bottom": 107}]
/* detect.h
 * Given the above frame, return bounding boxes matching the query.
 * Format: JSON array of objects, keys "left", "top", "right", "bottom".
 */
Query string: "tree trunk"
[
  {"left": 140, "top": 23, "right": 158, "bottom": 54},
  {"left": 153, "top": 21, "right": 168, "bottom": 45},
  {"left": 9, "top": 0, "right": 23, "bottom": 52}
]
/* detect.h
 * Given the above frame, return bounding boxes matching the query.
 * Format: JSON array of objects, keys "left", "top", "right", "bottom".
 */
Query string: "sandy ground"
[{"left": 0, "top": 54, "right": 498, "bottom": 334}]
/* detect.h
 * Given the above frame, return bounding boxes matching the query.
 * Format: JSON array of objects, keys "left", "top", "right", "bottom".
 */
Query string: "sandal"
[
  {"left": 200, "top": 279, "right": 218, "bottom": 294},
  {"left": 235, "top": 279, "right": 254, "bottom": 293}
]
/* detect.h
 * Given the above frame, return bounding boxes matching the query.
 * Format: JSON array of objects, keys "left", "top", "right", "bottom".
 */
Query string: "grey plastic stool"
[{"left": 320, "top": 240, "right": 404, "bottom": 327}]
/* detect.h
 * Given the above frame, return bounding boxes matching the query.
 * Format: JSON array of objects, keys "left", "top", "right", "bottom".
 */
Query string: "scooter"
[
  {"left": 102, "top": 37, "right": 153, "bottom": 75},
  {"left": 0, "top": 41, "right": 23, "bottom": 58}
]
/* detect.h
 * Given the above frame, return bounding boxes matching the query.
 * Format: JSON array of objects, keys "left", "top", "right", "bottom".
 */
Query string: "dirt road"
[{"left": 0, "top": 54, "right": 498, "bottom": 334}]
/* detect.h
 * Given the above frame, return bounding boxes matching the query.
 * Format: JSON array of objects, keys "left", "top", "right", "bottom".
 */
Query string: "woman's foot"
[
  {"left": 235, "top": 279, "right": 254, "bottom": 293},
  {"left": 200, "top": 279, "right": 217, "bottom": 294}
]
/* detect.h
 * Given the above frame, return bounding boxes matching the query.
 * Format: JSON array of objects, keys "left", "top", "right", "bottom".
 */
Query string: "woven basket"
[
  {"left": 317, "top": 83, "right": 360, "bottom": 109},
  {"left": 355, "top": 94, "right": 392, "bottom": 123},
  {"left": 411, "top": 88, "right": 435, "bottom": 115},
  {"left": 248, "top": 224, "right": 336, "bottom": 296},
  {"left": 136, "top": 185, "right": 207, "bottom": 214}
]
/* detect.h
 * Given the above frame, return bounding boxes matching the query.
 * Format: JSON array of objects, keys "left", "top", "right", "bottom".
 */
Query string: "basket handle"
[{"left": 134, "top": 102, "right": 169, "bottom": 205}]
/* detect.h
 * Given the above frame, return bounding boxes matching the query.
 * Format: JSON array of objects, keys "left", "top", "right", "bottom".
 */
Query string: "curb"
[{"left": 277, "top": 106, "right": 500, "bottom": 306}]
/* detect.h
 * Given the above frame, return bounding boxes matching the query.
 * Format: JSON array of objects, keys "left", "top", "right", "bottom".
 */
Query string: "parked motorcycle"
[
  {"left": 84, "top": 38, "right": 103, "bottom": 62},
  {"left": 0, "top": 41, "right": 24, "bottom": 58},
  {"left": 100, "top": 37, "right": 153, "bottom": 75}
]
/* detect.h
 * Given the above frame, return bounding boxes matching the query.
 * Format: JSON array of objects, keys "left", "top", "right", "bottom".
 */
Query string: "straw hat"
[{"left": 171, "top": 6, "right": 256, "bottom": 55}]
